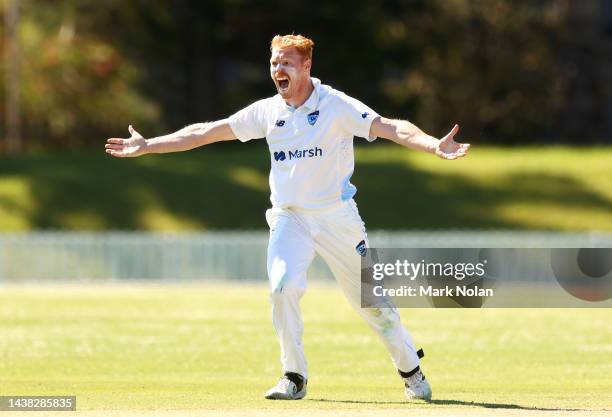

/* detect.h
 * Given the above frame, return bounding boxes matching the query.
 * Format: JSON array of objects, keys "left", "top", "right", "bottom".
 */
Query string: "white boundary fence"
[{"left": 1, "top": 231, "right": 611, "bottom": 281}]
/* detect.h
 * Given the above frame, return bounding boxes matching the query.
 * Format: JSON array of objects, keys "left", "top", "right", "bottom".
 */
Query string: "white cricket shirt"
[{"left": 228, "top": 77, "right": 378, "bottom": 209}]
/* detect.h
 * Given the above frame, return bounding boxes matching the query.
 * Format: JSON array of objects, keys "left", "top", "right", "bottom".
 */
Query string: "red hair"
[{"left": 270, "top": 34, "right": 314, "bottom": 60}]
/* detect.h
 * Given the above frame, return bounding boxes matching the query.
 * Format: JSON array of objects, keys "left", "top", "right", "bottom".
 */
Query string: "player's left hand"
[{"left": 435, "top": 124, "right": 470, "bottom": 160}]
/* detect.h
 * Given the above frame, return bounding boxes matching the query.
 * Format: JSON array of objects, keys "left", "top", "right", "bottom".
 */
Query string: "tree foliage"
[{"left": 1, "top": 0, "right": 610, "bottom": 149}]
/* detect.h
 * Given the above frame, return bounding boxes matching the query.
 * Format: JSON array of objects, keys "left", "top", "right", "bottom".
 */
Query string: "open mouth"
[{"left": 277, "top": 76, "right": 290, "bottom": 92}]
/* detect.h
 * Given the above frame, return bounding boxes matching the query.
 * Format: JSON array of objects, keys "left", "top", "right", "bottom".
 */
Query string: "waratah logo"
[
  {"left": 273, "top": 147, "right": 323, "bottom": 162},
  {"left": 307, "top": 110, "right": 319, "bottom": 126}
]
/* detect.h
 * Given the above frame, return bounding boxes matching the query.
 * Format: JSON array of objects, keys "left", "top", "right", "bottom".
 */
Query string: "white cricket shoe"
[
  {"left": 404, "top": 370, "right": 432, "bottom": 401},
  {"left": 264, "top": 375, "right": 307, "bottom": 400}
]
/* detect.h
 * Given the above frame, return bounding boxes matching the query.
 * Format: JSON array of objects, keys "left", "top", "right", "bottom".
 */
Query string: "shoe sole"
[
  {"left": 406, "top": 394, "right": 432, "bottom": 401},
  {"left": 265, "top": 389, "right": 306, "bottom": 400},
  {"left": 405, "top": 388, "right": 432, "bottom": 401}
]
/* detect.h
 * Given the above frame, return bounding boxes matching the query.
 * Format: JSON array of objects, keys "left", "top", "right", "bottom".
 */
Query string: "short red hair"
[{"left": 270, "top": 34, "right": 314, "bottom": 60}]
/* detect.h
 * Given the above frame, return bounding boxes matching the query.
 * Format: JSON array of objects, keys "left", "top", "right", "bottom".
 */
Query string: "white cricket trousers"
[{"left": 266, "top": 199, "right": 420, "bottom": 379}]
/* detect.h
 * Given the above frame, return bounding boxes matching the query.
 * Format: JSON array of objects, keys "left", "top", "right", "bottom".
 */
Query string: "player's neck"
[{"left": 285, "top": 78, "right": 314, "bottom": 109}]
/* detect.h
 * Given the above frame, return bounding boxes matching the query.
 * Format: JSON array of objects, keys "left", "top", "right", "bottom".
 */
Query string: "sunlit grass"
[
  {"left": 0, "top": 145, "right": 610, "bottom": 231},
  {"left": 0, "top": 284, "right": 610, "bottom": 411}
]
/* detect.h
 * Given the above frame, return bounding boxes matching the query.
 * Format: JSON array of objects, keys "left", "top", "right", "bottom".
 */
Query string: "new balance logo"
[
  {"left": 275, "top": 120, "right": 285, "bottom": 127},
  {"left": 361, "top": 112, "right": 369, "bottom": 119},
  {"left": 272, "top": 147, "right": 323, "bottom": 162}
]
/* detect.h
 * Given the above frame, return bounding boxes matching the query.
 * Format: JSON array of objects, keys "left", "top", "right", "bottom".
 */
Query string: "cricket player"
[{"left": 105, "top": 34, "right": 469, "bottom": 401}]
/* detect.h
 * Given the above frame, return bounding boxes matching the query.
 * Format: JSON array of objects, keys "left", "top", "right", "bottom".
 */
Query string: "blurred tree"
[
  {"left": 0, "top": 0, "right": 162, "bottom": 149},
  {"left": 370, "top": 0, "right": 572, "bottom": 142},
  {"left": 0, "top": 0, "right": 610, "bottom": 149},
  {"left": 556, "top": 1, "right": 612, "bottom": 142},
  {"left": 3, "top": 0, "right": 21, "bottom": 153}
]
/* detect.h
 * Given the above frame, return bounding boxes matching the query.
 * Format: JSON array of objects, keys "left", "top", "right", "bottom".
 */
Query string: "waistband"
[{"left": 278, "top": 199, "right": 354, "bottom": 214}]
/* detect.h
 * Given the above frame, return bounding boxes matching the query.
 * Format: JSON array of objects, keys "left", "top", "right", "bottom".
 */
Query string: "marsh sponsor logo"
[
  {"left": 289, "top": 147, "right": 323, "bottom": 159},
  {"left": 273, "top": 147, "right": 323, "bottom": 162}
]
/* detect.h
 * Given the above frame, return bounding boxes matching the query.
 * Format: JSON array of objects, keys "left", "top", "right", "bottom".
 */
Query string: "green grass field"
[
  {"left": 0, "top": 144, "right": 611, "bottom": 231},
  {"left": 0, "top": 283, "right": 610, "bottom": 416}
]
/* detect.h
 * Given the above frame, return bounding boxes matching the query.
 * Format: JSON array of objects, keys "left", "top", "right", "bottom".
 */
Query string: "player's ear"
[{"left": 303, "top": 57, "right": 312, "bottom": 72}]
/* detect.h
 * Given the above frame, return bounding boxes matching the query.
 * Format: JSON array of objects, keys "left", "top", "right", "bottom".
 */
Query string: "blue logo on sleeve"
[
  {"left": 307, "top": 110, "right": 319, "bottom": 126},
  {"left": 273, "top": 151, "right": 286, "bottom": 161},
  {"left": 361, "top": 112, "right": 369, "bottom": 119},
  {"left": 275, "top": 120, "right": 285, "bottom": 127}
]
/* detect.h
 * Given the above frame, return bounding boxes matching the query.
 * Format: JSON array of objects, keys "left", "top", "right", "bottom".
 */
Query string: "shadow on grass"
[
  {"left": 308, "top": 397, "right": 586, "bottom": 411},
  {"left": 0, "top": 143, "right": 611, "bottom": 230},
  {"left": 0, "top": 142, "right": 271, "bottom": 230},
  {"left": 353, "top": 154, "right": 612, "bottom": 230}
]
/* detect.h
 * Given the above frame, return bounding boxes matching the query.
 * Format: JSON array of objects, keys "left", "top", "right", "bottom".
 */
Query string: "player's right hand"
[{"left": 105, "top": 125, "right": 147, "bottom": 157}]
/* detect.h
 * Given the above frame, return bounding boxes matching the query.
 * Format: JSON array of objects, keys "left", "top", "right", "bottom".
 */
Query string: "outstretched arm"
[
  {"left": 369, "top": 117, "right": 470, "bottom": 160},
  {"left": 105, "top": 119, "right": 237, "bottom": 157}
]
